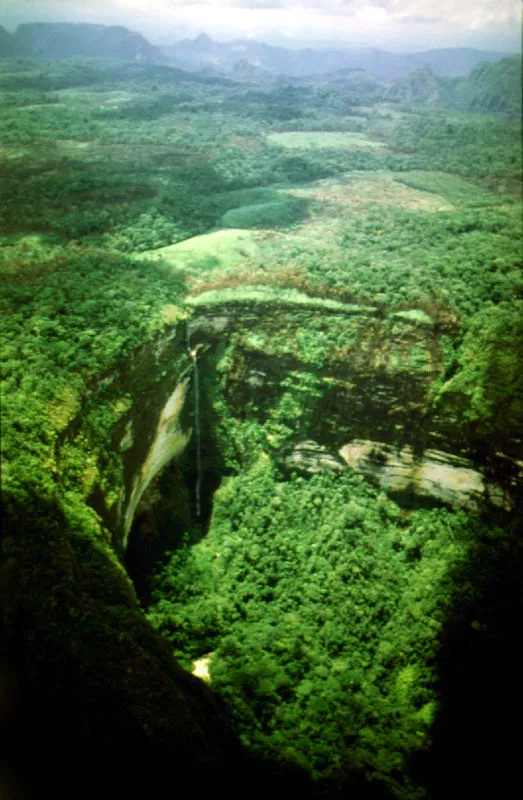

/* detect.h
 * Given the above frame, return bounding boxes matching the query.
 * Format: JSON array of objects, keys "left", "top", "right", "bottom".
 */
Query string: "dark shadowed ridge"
[
  {"left": 454, "top": 56, "right": 523, "bottom": 115},
  {"left": 409, "top": 47, "right": 519, "bottom": 77},
  {"left": 386, "top": 66, "right": 454, "bottom": 106},
  {"left": 385, "top": 57, "right": 522, "bottom": 114},
  {"left": 0, "top": 24, "right": 21, "bottom": 56},
  {"left": 12, "top": 22, "right": 170, "bottom": 64}
]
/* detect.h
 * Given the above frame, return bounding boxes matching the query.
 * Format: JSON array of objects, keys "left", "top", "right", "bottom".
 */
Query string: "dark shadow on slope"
[
  {"left": 411, "top": 509, "right": 522, "bottom": 797},
  {"left": 124, "top": 441, "right": 229, "bottom": 606},
  {"left": 1, "top": 492, "right": 398, "bottom": 800}
]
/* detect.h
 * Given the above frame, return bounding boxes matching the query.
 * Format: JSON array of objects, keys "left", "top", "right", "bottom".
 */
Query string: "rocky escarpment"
[
  {"left": 1, "top": 311, "right": 325, "bottom": 798},
  {"left": 2, "top": 290, "right": 521, "bottom": 798},
  {"left": 186, "top": 292, "right": 521, "bottom": 512},
  {"left": 54, "top": 322, "right": 194, "bottom": 553},
  {"left": 1, "top": 318, "right": 241, "bottom": 799},
  {"left": 55, "top": 288, "right": 518, "bottom": 554}
]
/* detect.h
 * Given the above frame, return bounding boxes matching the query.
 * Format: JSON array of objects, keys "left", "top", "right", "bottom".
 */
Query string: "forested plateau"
[{"left": 1, "top": 50, "right": 522, "bottom": 800}]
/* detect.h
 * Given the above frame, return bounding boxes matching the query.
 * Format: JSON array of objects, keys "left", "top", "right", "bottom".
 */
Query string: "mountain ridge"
[
  {"left": 161, "top": 33, "right": 516, "bottom": 81},
  {"left": 0, "top": 22, "right": 519, "bottom": 114},
  {"left": 1, "top": 22, "right": 168, "bottom": 63},
  {"left": 385, "top": 57, "right": 522, "bottom": 114}
]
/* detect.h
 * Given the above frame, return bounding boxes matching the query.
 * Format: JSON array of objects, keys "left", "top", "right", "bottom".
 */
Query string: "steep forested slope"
[
  {"left": 454, "top": 56, "right": 522, "bottom": 114},
  {"left": 385, "top": 66, "right": 452, "bottom": 106}
]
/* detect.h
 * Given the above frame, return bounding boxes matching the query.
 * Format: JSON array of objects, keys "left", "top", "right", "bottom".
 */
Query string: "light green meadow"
[
  {"left": 136, "top": 229, "right": 259, "bottom": 271},
  {"left": 266, "top": 131, "right": 386, "bottom": 150}
]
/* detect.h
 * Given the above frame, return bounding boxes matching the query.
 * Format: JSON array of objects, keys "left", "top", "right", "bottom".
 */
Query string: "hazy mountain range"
[
  {"left": 1, "top": 23, "right": 515, "bottom": 81},
  {"left": 0, "top": 22, "right": 520, "bottom": 114},
  {"left": 164, "top": 32, "right": 514, "bottom": 82}
]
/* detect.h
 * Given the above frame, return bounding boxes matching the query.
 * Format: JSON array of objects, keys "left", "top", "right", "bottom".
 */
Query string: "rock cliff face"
[
  {"left": 120, "top": 379, "right": 191, "bottom": 546},
  {"left": 337, "top": 440, "right": 509, "bottom": 509},
  {"left": 53, "top": 323, "right": 193, "bottom": 552},
  {"left": 185, "top": 296, "right": 520, "bottom": 512},
  {"left": 63, "top": 295, "right": 502, "bottom": 548},
  {"left": 1, "top": 317, "right": 250, "bottom": 799}
]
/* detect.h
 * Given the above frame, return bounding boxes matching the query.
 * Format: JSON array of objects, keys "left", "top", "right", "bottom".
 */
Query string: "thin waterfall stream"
[{"left": 187, "top": 327, "right": 202, "bottom": 519}]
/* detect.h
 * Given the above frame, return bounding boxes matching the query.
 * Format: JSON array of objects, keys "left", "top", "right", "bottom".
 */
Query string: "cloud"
[
  {"left": 2, "top": 0, "right": 521, "bottom": 51},
  {"left": 12, "top": 0, "right": 522, "bottom": 26},
  {"left": 387, "top": 0, "right": 520, "bottom": 27},
  {"left": 396, "top": 14, "right": 440, "bottom": 24}
]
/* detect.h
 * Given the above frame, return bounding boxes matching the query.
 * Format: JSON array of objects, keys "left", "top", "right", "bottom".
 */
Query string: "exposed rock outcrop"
[
  {"left": 188, "top": 297, "right": 521, "bottom": 510},
  {"left": 284, "top": 440, "right": 345, "bottom": 473},
  {"left": 120, "top": 379, "right": 191, "bottom": 547},
  {"left": 53, "top": 323, "right": 194, "bottom": 552},
  {"left": 339, "top": 439, "right": 512, "bottom": 510}
]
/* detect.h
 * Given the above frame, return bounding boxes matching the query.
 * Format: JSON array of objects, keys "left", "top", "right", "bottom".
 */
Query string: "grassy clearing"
[
  {"left": 391, "top": 309, "right": 434, "bottom": 326},
  {"left": 393, "top": 171, "right": 499, "bottom": 206},
  {"left": 213, "top": 186, "right": 282, "bottom": 210},
  {"left": 0, "top": 144, "right": 32, "bottom": 160},
  {"left": 266, "top": 131, "right": 386, "bottom": 150},
  {"left": 221, "top": 197, "right": 308, "bottom": 229},
  {"left": 186, "top": 284, "right": 377, "bottom": 313},
  {"left": 136, "top": 229, "right": 259, "bottom": 271},
  {"left": 288, "top": 172, "right": 453, "bottom": 214},
  {"left": 183, "top": 171, "right": 456, "bottom": 298}
]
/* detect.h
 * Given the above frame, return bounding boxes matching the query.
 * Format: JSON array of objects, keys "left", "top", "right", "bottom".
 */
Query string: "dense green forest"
[{"left": 1, "top": 51, "right": 522, "bottom": 800}]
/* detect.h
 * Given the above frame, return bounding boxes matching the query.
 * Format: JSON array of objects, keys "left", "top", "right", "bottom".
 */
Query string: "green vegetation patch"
[
  {"left": 258, "top": 202, "right": 522, "bottom": 320},
  {"left": 221, "top": 197, "right": 308, "bottom": 229},
  {"left": 267, "top": 131, "right": 385, "bottom": 150},
  {"left": 391, "top": 112, "right": 522, "bottom": 178},
  {"left": 0, "top": 240, "right": 185, "bottom": 502},
  {"left": 212, "top": 186, "right": 283, "bottom": 211},
  {"left": 187, "top": 285, "right": 376, "bottom": 314},
  {"left": 148, "top": 459, "right": 492, "bottom": 796},
  {"left": 137, "top": 229, "right": 259, "bottom": 272},
  {"left": 393, "top": 171, "right": 498, "bottom": 206},
  {"left": 391, "top": 309, "right": 434, "bottom": 326},
  {"left": 437, "top": 301, "right": 523, "bottom": 443}
]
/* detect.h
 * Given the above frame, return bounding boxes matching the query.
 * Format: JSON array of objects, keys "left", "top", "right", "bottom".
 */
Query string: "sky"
[{"left": 0, "top": 1, "right": 521, "bottom": 52}]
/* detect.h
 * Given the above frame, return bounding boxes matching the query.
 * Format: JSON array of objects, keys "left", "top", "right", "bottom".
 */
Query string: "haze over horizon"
[{"left": 0, "top": 1, "right": 521, "bottom": 54}]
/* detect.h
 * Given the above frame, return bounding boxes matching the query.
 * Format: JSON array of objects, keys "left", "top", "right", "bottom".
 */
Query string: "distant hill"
[
  {"left": 385, "top": 56, "right": 522, "bottom": 115},
  {"left": 1, "top": 23, "right": 520, "bottom": 115},
  {"left": 12, "top": 23, "right": 169, "bottom": 64},
  {"left": 454, "top": 57, "right": 522, "bottom": 115},
  {"left": 386, "top": 66, "right": 453, "bottom": 106},
  {"left": 2, "top": 24, "right": 517, "bottom": 88},
  {"left": 162, "top": 34, "right": 515, "bottom": 82},
  {"left": 408, "top": 48, "right": 515, "bottom": 78},
  {"left": 231, "top": 58, "right": 276, "bottom": 86},
  {"left": 0, "top": 24, "right": 21, "bottom": 57},
  {"left": 383, "top": 56, "right": 522, "bottom": 115}
]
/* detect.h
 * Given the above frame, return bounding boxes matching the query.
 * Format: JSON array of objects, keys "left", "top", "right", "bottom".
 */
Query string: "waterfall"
[{"left": 187, "top": 326, "right": 202, "bottom": 519}]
